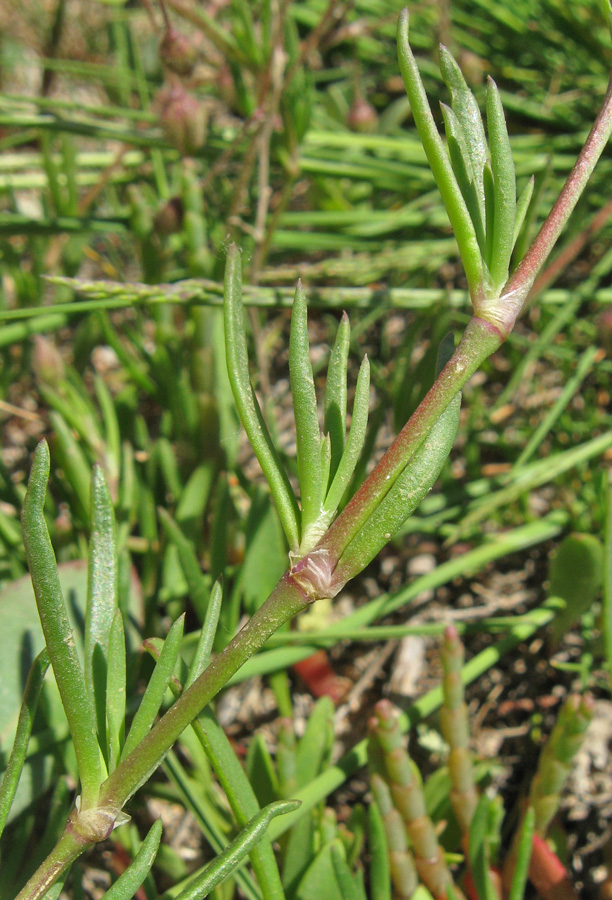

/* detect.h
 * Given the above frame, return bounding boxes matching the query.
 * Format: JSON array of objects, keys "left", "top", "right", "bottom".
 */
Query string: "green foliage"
[{"left": 0, "top": 2, "right": 611, "bottom": 899}]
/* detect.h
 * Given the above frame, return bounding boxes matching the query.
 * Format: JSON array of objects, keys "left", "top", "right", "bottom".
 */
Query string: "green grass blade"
[
  {"left": 323, "top": 356, "right": 370, "bottom": 516},
  {"left": 514, "top": 344, "right": 598, "bottom": 468},
  {"left": 158, "top": 508, "right": 211, "bottom": 623},
  {"left": 265, "top": 593, "right": 563, "bottom": 843},
  {"left": 603, "top": 471, "right": 612, "bottom": 677},
  {"left": 295, "top": 696, "right": 334, "bottom": 788},
  {"left": 486, "top": 78, "right": 516, "bottom": 293},
  {"left": 449, "top": 430, "right": 612, "bottom": 541},
  {"left": 467, "top": 795, "right": 502, "bottom": 900},
  {"left": 224, "top": 244, "right": 300, "bottom": 551},
  {"left": 103, "top": 819, "right": 163, "bottom": 900},
  {"left": 174, "top": 800, "right": 300, "bottom": 900},
  {"left": 324, "top": 312, "right": 350, "bottom": 482},
  {"left": 508, "top": 807, "right": 535, "bottom": 900},
  {"left": 106, "top": 610, "right": 127, "bottom": 772},
  {"left": 0, "top": 649, "right": 50, "bottom": 838},
  {"left": 93, "top": 376, "right": 121, "bottom": 487},
  {"left": 121, "top": 614, "right": 185, "bottom": 761},
  {"left": 85, "top": 465, "right": 118, "bottom": 756},
  {"left": 195, "top": 708, "right": 287, "bottom": 900},
  {"left": 49, "top": 411, "right": 91, "bottom": 521},
  {"left": 330, "top": 843, "right": 367, "bottom": 900},
  {"left": 185, "top": 579, "right": 224, "bottom": 689},
  {"left": 21, "top": 441, "right": 101, "bottom": 809},
  {"left": 289, "top": 282, "right": 322, "bottom": 535},
  {"left": 147, "top": 645, "right": 288, "bottom": 900},
  {"left": 367, "top": 800, "right": 391, "bottom": 900}
]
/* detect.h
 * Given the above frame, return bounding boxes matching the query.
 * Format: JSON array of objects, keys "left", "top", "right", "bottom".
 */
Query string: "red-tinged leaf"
[
  {"left": 529, "top": 834, "right": 579, "bottom": 900},
  {"left": 293, "top": 651, "right": 350, "bottom": 705}
]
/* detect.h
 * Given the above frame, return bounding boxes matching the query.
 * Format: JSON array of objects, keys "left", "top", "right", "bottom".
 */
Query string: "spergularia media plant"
[{"left": 8, "top": 7, "right": 612, "bottom": 899}]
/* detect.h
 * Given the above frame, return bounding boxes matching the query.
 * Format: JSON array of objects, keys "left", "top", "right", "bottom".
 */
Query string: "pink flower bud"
[
  {"left": 157, "top": 85, "right": 207, "bottom": 156},
  {"left": 348, "top": 97, "right": 378, "bottom": 133},
  {"left": 159, "top": 27, "right": 197, "bottom": 77},
  {"left": 153, "top": 196, "right": 184, "bottom": 235},
  {"left": 32, "top": 335, "right": 65, "bottom": 385}
]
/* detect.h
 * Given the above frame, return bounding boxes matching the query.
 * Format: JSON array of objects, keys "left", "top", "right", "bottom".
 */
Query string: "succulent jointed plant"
[{"left": 4, "top": 5, "right": 612, "bottom": 899}]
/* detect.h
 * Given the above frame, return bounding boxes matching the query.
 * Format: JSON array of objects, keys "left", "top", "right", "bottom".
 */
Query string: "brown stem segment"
[
  {"left": 504, "top": 66, "right": 612, "bottom": 306},
  {"left": 15, "top": 822, "right": 89, "bottom": 900}
]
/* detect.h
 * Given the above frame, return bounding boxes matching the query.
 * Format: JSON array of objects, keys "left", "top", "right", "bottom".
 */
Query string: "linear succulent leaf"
[
  {"left": 22, "top": 440, "right": 101, "bottom": 810},
  {"left": 333, "top": 389, "right": 459, "bottom": 589},
  {"left": 224, "top": 244, "right": 301, "bottom": 551},
  {"left": 103, "top": 820, "right": 163, "bottom": 900},
  {"left": 439, "top": 43, "right": 488, "bottom": 218},
  {"left": 441, "top": 103, "right": 486, "bottom": 252},
  {"left": 397, "top": 8, "right": 483, "bottom": 301},
  {"left": 85, "top": 465, "right": 118, "bottom": 752},
  {"left": 486, "top": 77, "right": 517, "bottom": 293},
  {"left": 121, "top": 614, "right": 185, "bottom": 760},
  {"left": 106, "top": 610, "right": 126, "bottom": 772},
  {"left": 323, "top": 355, "right": 370, "bottom": 517},
  {"left": 324, "top": 312, "right": 350, "bottom": 481},
  {"left": 0, "top": 650, "right": 50, "bottom": 838},
  {"left": 290, "top": 281, "right": 323, "bottom": 532}
]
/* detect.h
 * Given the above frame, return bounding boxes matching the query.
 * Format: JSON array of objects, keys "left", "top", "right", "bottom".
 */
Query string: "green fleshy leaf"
[
  {"left": 508, "top": 807, "right": 535, "bottom": 900},
  {"left": 85, "top": 465, "right": 118, "bottom": 756},
  {"left": 158, "top": 507, "right": 211, "bottom": 624},
  {"left": 330, "top": 842, "right": 367, "bottom": 900},
  {"left": 467, "top": 794, "right": 503, "bottom": 900},
  {"left": 440, "top": 103, "right": 486, "bottom": 252},
  {"left": 0, "top": 649, "right": 50, "bottom": 838},
  {"left": 185, "top": 579, "right": 223, "bottom": 689},
  {"left": 486, "top": 77, "right": 516, "bottom": 293},
  {"left": 367, "top": 800, "right": 391, "bottom": 900},
  {"left": 290, "top": 281, "right": 323, "bottom": 533},
  {"left": 22, "top": 440, "right": 101, "bottom": 808},
  {"left": 397, "top": 9, "right": 483, "bottom": 298},
  {"left": 483, "top": 161, "right": 496, "bottom": 279},
  {"left": 324, "top": 313, "right": 350, "bottom": 482},
  {"left": 245, "top": 733, "right": 280, "bottom": 810},
  {"left": 174, "top": 800, "right": 300, "bottom": 900},
  {"left": 295, "top": 696, "right": 334, "bottom": 788},
  {"left": 439, "top": 44, "right": 487, "bottom": 219},
  {"left": 106, "top": 610, "right": 126, "bottom": 772},
  {"left": 323, "top": 356, "right": 370, "bottom": 516},
  {"left": 104, "top": 820, "right": 163, "bottom": 900},
  {"left": 335, "top": 391, "right": 460, "bottom": 586},
  {"left": 121, "top": 614, "right": 185, "bottom": 761},
  {"left": 224, "top": 245, "right": 300, "bottom": 551}
]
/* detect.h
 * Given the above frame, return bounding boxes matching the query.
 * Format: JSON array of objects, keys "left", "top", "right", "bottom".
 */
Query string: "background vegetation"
[{"left": 0, "top": 0, "right": 611, "bottom": 897}]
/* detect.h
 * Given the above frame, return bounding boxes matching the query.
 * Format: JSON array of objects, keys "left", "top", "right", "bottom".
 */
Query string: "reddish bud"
[
  {"left": 159, "top": 27, "right": 197, "bottom": 77},
  {"left": 157, "top": 85, "right": 206, "bottom": 156},
  {"left": 348, "top": 97, "right": 378, "bottom": 133},
  {"left": 32, "top": 335, "right": 65, "bottom": 385},
  {"left": 153, "top": 196, "right": 184, "bottom": 235}
]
